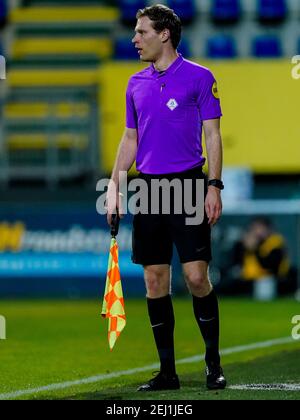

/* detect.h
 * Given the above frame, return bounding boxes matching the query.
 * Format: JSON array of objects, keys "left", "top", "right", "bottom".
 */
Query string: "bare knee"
[
  {"left": 185, "top": 271, "right": 212, "bottom": 297},
  {"left": 144, "top": 265, "right": 170, "bottom": 298}
]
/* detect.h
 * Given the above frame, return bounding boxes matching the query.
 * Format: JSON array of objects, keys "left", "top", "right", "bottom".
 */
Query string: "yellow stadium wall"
[{"left": 99, "top": 60, "right": 300, "bottom": 174}]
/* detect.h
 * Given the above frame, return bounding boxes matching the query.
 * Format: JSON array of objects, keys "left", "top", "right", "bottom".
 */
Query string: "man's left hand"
[{"left": 205, "top": 186, "right": 222, "bottom": 226}]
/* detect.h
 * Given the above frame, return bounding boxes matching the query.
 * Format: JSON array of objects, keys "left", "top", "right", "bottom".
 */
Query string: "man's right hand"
[{"left": 105, "top": 181, "right": 124, "bottom": 226}]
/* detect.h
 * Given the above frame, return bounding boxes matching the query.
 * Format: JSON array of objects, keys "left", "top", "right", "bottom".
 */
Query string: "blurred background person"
[{"left": 230, "top": 217, "right": 291, "bottom": 301}]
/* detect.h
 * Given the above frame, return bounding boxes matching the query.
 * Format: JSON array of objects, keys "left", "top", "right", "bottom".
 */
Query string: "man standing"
[{"left": 106, "top": 4, "right": 226, "bottom": 391}]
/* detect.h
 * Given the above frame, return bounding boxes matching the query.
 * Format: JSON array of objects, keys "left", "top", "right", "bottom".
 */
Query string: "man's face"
[
  {"left": 132, "top": 16, "right": 165, "bottom": 62},
  {"left": 250, "top": 222, "right": 270, "bottom": 241}
]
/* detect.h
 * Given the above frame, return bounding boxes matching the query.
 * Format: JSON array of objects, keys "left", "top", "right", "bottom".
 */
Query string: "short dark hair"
[
  {"left": 250, "top": 216, "right": 273, "bottom": 229},
  {"left": 136, "top": 4, "right": 182, "bottom": 50}
]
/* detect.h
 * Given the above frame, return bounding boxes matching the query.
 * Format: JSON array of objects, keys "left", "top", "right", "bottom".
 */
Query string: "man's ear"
[{"left": 161, "top": 29, "right": 170, "bottom": 43}]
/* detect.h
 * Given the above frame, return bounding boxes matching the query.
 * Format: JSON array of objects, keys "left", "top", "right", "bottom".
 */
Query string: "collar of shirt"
[{"left": 150, "top": 54, "right": 184, "bottom": 78}]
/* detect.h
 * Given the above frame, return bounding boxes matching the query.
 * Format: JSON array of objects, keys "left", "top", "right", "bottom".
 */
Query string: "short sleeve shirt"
[{"left": 126, "top": 55, "right": 222, "bottom": 174}]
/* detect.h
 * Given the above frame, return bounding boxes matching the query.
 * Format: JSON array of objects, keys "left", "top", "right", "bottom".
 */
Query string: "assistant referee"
[{"left": 106, "top": 4, "right": 226, "bottom": 391}]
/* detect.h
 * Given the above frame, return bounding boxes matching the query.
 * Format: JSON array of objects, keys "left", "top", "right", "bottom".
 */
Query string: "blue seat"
[
  {"left": 258, "top": 0, "right": 287, "bottom": 24},
  {"left": 206, "top": 35, "right": 237, "bottom": 58},
  {"left": 168, "top": 0, "right": 196, "bottom": 24},
  {"left": 177, "top": 37, "right": 192, "bottom": 57},
  {"left": 0, "top": 0, "right": 8, "bottom": 26},
  {"left": 118, "top": 0, "right": 147, "bottom": 25},
  {"left": 252, "top": 35, "right": 282, "bottom": 57},
  {"left": 211, "top": 0, "right": 241, "bottom": 24},
  {"left": 114, "top": 37, "right": 138, "bottom": 60}
]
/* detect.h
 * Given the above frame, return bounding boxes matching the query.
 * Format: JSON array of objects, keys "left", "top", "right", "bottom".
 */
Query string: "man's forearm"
[
  {"left": 110, "top": 134, "right": 137, "bottom": 187},
  {"left": 205, "top": 133, "right": 223, "bottom": 180}
]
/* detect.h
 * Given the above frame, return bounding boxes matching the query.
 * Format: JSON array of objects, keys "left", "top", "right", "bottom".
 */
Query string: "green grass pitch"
[{"left": 0, "top": 297, "right": 299, "bottom": 400}]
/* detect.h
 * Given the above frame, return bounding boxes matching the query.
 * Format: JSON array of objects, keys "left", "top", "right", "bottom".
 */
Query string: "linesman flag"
[{"left": 101, "top": 213, "right": 126, "bottom": 350}]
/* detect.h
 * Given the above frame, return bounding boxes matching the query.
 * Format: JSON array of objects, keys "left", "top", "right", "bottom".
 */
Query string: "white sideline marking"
[
  {"left": 230, "top": 384, "right": 300, "bottom": 391},
  {"left": 0, "top": 336, "right": 294, "bottom": 400}
]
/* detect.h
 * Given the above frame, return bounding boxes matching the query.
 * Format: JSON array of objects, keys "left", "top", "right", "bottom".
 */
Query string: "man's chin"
[{"left": 140, "top": 56, "right": 152, "bottom": 63}]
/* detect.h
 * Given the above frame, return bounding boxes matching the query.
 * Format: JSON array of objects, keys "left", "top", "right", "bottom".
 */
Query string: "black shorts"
[{"left": 131, "top": 165, "right": 211, "bottom": 266}]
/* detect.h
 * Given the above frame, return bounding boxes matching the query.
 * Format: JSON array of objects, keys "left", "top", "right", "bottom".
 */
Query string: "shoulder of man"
[
  {"left": 128, "top": 66, "right": 152, "bottom": 83},
  {"left": 180, "top": 58, "right": 216, "bottom": 81},
  {"left": 182, "top": 59, "right": 220, "bottom": 101},
  {"left": 259, "top": 234, "right": 286, "bottom": 257}
]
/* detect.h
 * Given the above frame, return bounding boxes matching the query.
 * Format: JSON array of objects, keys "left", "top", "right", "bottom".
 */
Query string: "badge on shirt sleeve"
[{"left": 212, "top": 82, "right": 219, "bottom": 99}]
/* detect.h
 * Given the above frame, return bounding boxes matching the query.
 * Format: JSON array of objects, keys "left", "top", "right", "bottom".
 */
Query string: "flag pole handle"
[{"left": 111, "top": 210, "right": 120, "bottom": 238}]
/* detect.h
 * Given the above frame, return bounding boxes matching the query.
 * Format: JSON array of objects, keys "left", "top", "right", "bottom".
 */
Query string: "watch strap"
[{"left": 208, "top": 179, "right": 224, "bottom": 190}]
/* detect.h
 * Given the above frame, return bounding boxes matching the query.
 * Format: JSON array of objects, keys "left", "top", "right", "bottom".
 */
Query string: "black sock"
[
  {"left": 193, "top": 290, "right": 220, "bottom": 366},
  {"left": 147, "top": 295, "right": 176, "bottom": 375}
]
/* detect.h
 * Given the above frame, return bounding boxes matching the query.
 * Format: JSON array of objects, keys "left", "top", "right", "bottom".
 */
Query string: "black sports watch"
[{"left": 208, "top": 179, "right": 224, "bottom": 190}]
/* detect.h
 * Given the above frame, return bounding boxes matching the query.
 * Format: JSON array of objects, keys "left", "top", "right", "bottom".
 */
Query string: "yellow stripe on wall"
[
  {"left": 4, "top": 103, "right": 90, "bottom": 118},
  {"left": 210, "top": 60, "right": 300, "bottom": 173},
  {"left": 8, "top": 69, "right": 100, "bottom": 87},
  {"left": 12, "top": 38, "right": 113, "bottom": 60},
  {"left": 8, "top": 134, "right": 88, "bottom": 150},
  {"left": 10, "top": 7, "right": 119, "bottom": 23}
]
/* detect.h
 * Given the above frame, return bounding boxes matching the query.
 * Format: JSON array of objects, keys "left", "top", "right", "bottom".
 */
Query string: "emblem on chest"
[{"left": 166, "top": 98, "right": 178, "bottom": 111}]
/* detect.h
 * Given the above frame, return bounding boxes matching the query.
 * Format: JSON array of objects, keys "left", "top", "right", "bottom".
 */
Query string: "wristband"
[{"left": 208, "top": 179, "right": 224, "bottom": 190}]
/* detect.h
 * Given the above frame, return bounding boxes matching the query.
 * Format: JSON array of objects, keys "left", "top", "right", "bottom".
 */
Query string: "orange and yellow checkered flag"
[{"left": 101, "top": 236, "right": 126, "bottom": 350}]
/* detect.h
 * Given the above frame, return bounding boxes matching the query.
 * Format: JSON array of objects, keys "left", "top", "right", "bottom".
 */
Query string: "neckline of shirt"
[{"left": 150, "top": 54, "right": 184, "bottom": 77}]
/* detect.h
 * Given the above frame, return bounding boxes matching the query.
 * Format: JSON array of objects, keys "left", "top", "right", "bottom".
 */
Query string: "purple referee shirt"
[{"left": 126, "top": 54, "right": 222, "bottom": 175}]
